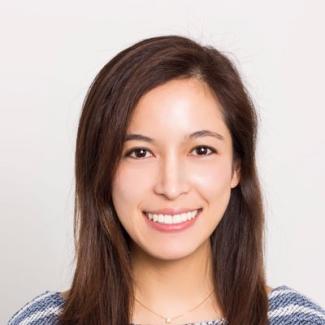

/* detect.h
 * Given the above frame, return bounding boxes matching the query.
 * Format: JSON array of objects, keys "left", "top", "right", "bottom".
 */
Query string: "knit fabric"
[{"left": 8, "top": 285, "right": 325, "bottom": 324}]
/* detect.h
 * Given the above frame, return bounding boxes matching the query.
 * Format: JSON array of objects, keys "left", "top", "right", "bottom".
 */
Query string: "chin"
[{"left": 140, "top": 241, "right": 203, "bottom": 262}]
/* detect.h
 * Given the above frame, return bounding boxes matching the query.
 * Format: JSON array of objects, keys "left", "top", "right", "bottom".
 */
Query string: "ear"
[{"left": 230, "top": 160, "right": 241, "bottom": 189}]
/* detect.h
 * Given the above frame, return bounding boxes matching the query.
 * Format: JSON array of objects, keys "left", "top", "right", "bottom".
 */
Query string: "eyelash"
[{"left": 124, "top": 145, "right": 217, "bottom": 159}]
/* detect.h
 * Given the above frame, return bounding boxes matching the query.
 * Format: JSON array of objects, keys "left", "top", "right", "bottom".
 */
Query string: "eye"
[
  {"left": 124, "top": 145, "right": 217, "bottom": 160},
  {"left": 191, "top": 145, "right": 217, "bottom": 156},
  {"left": 124, "top": 147, "right": 153, "bottom": 159}
]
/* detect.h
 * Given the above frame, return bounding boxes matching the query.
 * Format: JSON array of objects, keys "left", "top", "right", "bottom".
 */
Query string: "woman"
[{"left": 8, "top": 35, "right": 325, "bottom": 325}]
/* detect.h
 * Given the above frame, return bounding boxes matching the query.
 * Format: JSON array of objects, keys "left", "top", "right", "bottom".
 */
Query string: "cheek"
[
  {"left": 111, "top": 164, "right": 151, "bottom": 215},
  {"left": 191, "top": 159, "right": 234, "bottom": 198},
  {"left": 112, "top": 158, "right": 234, "bottom": 210},
  {"left": 191, "top": 161, "right": 233, "bottom": 231}
]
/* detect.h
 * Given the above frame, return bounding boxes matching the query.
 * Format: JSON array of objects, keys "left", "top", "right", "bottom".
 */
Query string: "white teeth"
[{"left": 146, "top": 209, "right": 200, "bottom": 224}]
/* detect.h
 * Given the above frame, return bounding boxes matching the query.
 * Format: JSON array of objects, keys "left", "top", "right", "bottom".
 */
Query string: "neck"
[{"left": 131, "top": 239, "right": 216, "bottom": 317}]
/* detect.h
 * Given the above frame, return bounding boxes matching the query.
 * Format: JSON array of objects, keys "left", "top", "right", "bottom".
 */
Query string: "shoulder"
[
  {"left": 8, "top": 290, "right": 64, "bottom": 325},
  {"left": 268, "top": 285, "right": 325, "bottom": 324}
]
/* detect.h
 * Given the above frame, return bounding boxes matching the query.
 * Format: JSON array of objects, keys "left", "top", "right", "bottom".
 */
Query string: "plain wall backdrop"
[{"left": 1, "top": 0, "right": 324, "bottom": 322}]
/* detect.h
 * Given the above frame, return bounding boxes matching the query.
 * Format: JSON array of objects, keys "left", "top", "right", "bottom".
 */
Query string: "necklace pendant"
[{"left": 165, "top": 317, "right": 172, "bottom": 323}]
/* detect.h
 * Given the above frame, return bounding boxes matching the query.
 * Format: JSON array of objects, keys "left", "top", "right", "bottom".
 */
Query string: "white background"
[{"left": 1, "top": 0, "right": 324, "bottom": 322}]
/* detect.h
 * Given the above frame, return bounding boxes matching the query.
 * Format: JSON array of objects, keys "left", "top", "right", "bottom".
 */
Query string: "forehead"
[{"left": 127, "top": 78, "right": 231, "bottom": 142}]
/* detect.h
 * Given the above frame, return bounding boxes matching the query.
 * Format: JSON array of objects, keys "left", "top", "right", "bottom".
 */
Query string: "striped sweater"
[{"left": 8, "top": 285, "right": 325, "bottom": 324}]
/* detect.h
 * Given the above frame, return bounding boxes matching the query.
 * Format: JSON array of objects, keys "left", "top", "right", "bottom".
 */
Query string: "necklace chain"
[{"left": 134, "top": 289, "right": 214, "bottom": 324}]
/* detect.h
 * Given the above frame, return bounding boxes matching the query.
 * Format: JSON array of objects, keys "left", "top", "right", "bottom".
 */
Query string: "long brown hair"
[{"left": 58, "top": 35, "right": 268, "bottom": 325}]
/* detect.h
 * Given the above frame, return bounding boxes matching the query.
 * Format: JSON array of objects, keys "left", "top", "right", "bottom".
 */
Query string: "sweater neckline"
[{"left": 52, "top": 285, "right": 287, "bottom": 325}]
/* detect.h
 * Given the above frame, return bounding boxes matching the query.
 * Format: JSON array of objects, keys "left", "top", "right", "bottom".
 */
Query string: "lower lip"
[{"left": 143, "top": 209, "right": 202, "bottom": 233}]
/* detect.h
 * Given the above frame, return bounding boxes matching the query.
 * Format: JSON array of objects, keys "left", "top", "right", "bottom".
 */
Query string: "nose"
[{"left": 153, "top": 154, "right": 190, "bottom": 200}]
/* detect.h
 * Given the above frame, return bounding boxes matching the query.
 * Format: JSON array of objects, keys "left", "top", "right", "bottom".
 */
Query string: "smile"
[{"left": 144, "top": 208, "right": 202, "bottom": 225}]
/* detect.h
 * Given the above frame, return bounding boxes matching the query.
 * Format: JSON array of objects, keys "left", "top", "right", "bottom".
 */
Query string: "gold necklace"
[{"left": 134, "top": 289, "right": 214, "bottom": 324}]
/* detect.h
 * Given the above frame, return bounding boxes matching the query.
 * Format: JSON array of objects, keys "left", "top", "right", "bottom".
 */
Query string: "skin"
[
  {"left": 111, "top": 77, "right": 239, "bottom": 323},
  {"left": 61, "top": 77, "right": 273, "bottom": 323}
]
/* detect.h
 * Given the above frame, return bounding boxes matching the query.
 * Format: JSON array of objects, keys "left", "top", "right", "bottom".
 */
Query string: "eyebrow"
[{"left": 124, "top": 130, "right": 225, "bottom": 143}]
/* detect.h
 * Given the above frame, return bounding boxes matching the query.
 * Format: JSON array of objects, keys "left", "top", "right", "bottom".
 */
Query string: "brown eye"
[
  {"left": 124, "top": 145, "right": 217, "bottom": 159},
  {"left": 192, "top": 145, "right": 216, "bottom": 156},
  {"left": 125, "top": 148, "right": 152, "bottom": 159}
]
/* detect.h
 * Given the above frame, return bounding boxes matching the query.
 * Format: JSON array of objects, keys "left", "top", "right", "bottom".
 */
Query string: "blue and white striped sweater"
[{"left": 8, "top": 285, "right": 325, "bottom": 324}]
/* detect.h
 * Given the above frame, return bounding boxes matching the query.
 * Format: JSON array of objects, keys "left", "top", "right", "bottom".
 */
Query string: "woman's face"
[{"left": 112, "top": 77, "right": 240, "bottom": 261}]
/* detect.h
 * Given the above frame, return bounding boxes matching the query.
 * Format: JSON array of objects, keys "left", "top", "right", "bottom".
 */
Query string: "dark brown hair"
[{"left": 58, "top": 35, "right": 268, "bottom": 325}]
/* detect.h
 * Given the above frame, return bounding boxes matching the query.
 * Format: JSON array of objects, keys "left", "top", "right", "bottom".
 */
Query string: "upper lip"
[{"left": 144, "top": 208, "right": 201, "bottom": 215}]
